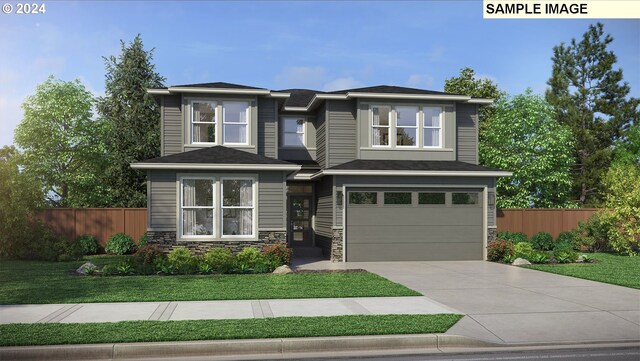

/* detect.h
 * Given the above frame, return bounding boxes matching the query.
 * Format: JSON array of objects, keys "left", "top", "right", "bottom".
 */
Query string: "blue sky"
[{"left": 1, "top": 1, "right": 639, "bottom": 147}]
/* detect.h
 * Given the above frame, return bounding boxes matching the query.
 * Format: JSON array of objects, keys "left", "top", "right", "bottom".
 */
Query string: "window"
[
  {"left": 191, "top": 101, "right": 216, "bottom": 143},
  {"left": 222, "top": 179, "right": 254, "bottom": 236},
  {"left": 288, "top": 184, "right": 313, "bottom": 194},
  {"left": 281, "top": 117, "right": 305, "bottom": 147},
  {"left": 384, "top": 192, "right": 412, "bottom": 205},
  {"left": 452, "top": 192, "right": 479, "bottom": 205},
  {"left": 418, "top": 192, "right": 445, "bottom": 205},
  {"left": 371, "top": 106, "right": 391, "bottom": 146},
  {"left": 181, "top": 178, "right": 215, "bottom": 237},
  {"left": 349, "top": 192, "right": 377, "bottom": 205},
  {"left": 423, "top": 106, "right": 442, "bottom": 147},
  {"left": 395, "top": 106, "right": 418, "bottom": 147},
  {"left": 223, "top": 101, "right": 249, "bottom": 144}
]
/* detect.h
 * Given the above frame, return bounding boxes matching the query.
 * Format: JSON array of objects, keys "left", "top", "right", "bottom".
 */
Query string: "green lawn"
[
  {"left": 0, "top": 314, "right": 462, "bottom": 346},
  {"left": 0, "top": 256, "right": 420, "bottom": 304},
  {"left": 525, "top": 253, "right": 640, "bottom": 289}
]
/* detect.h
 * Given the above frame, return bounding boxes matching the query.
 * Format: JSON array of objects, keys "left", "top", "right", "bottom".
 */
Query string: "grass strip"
[
  {"left": 0, "top": 256, "right": 420, "bottom": 304},
  {"left": 0, "top": 314, "right": 462, "bottom": 346},
  {"left": 525, "top": 253, "right": 640, "bottom": 289}
]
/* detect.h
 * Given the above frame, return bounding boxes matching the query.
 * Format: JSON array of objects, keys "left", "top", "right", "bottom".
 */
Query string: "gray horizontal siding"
[
  {"left": 457, "top": 103, "right": 478, "bottom": 164},
  {"left": 149, "top": 170, "right": 176, "bottom": 229},
  {"left": 327, "top": 100, "right": 357, "bottom": 168},
  {"left": 258, "top": 172, "right": 286, "bottom": 229},
  {"left": 314, "top": 176, "right": 333, "bottom": 237},
  {"left": 162, "top": 95, "right": 182, "bottom": 156},
  {"left": 258, "top": 98, "right": 277, "bottom": 158},
  {"left": 316, "top": 104, "right": 327, "bottom": 168}
]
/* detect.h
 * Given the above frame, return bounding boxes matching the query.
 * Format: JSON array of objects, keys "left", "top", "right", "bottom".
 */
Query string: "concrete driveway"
[{"left": 296, "top": 260, "right": 640, "bottom": 345}]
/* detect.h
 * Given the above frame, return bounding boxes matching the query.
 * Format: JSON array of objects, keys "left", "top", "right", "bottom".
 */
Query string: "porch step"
[{"left": 292, "top": 247, "right": 324, "bottom": 258}]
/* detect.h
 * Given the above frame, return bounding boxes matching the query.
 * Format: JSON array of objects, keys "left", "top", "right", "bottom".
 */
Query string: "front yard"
[
  {"left": 524, "top": 253, "right": 640, "bottom": 289},
  {"left": 0, "top": 256, "right": 420, "bottom": 304}
]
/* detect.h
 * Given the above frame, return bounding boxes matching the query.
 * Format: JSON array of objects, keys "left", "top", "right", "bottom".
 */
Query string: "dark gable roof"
[
  {"left": 141, "top": 146, "right": 295, "bottom": 165},
  {"left": 278, "top": 89, "right": 323, "bottom": 108},
  {"left": 170, "top": 82, "right": 267, "bottom": 90},
  {"left": 329, "top": 85, "right": 463, "bottom": 96},
  {"left": 328, "top": 159, "right": 504, "bottom": 172}
]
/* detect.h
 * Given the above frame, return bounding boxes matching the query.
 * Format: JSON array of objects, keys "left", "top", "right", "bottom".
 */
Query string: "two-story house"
[{"left": 132, "top": 82, "right": 511, "bottom": 262}]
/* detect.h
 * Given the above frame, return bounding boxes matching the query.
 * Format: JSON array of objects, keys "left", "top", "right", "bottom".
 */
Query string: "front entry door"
[{"left": 288, "top": 195, "right": 312, "bottom": 247}]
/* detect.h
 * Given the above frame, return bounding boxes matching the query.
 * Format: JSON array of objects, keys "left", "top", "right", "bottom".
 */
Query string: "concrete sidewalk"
[{"left": 0, "top": 296, "right": 460, "bottom": 324}]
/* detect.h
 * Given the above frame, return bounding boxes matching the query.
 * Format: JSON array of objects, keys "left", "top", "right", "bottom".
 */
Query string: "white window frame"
[
  {"left": 423, "top": 106, "right": 443, "bottom": 149},
  {"left": 371, "top": 105, "right": 391, "bottom": 148},
  {"left": 190, "top": 100, "right": 217, "bottom": 145},
  {"left": 280, "top": 117, "right": 306, "bottom": 148},
  {"left": 222, "top": 101, "right": 250, "bottom": 146},
  {"left": 394, "top": 105, "right": 419, "bottom": 148},
  {"left": 179, "top": 175, "right": 216, "bottom": 239},
  {"left": 220, "top": 176, "right": 256, "bottom": 238}
]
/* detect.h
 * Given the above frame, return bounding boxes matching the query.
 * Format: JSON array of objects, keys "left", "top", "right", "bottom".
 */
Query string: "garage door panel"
[
  {"left": 347, "top": 243, "right": 483, "bottom": 262},
  {"left": 348, "top": 208, "right": 482, "bottom": 226},
  {"left": 347, "top": 225, "right": 480, "bottom": 244}
]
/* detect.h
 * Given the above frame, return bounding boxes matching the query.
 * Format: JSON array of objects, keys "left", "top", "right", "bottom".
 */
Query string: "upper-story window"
[
  {"left": 395, "top": 106, "right": 418, "bottom": 147},
  {"left": 372, "top": 106, "right": 391, "bottom": 146},
  {"left": 281, "top": 117, "right": 305, "bottom": 147},
  {"left": 223, "top": 101, "right": 249, "bottom": 145},
  {"left": 423, "top": 106, "right": 442, "bottom": 148},
  {"left": 191, "top": 101, "right": 217, "bottom": 143}
]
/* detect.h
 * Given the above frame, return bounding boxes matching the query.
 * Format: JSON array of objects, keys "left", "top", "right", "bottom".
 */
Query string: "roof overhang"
[
  {"left": 132, "top": 163, "right": 301, "bottom": 172},
  {"left": 147, "top": 88, "right": 291, "bottom": 98},
  {"left": 321, "top": 170, "right": 512, "bottom": 177}
]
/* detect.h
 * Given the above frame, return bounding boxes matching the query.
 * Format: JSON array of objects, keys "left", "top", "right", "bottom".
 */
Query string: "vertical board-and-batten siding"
[
  {"left": 327, "top": 100, "right": 357, "bottom": 168},
  {"left": 258, "top": 172, "right": 286, "bottom": 229},
  {"left": 315, "top": 103, "right": 327, "bottom": 168},
  {"left": 149, "top": 170, "right": 177, "bottom": 229},
  {"left": 456, "top": 103, "right": 479, "bottom": 164},
  {"left": 162, "top": 95, "right": 183, "bottom": 156},
  {"left": 258, "top": 98, "right": 277, "bottom": 158}
]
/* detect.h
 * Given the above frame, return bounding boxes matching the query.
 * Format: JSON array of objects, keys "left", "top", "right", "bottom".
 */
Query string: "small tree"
[
  {"left": 481, "top": 90, "right": 576, "bottom": 208},
  {"left": 601, "top": 164, "right": 640, "bottom": 255},
  {"left": 14, "top": 76, "right": 109, "bottom": 207}
]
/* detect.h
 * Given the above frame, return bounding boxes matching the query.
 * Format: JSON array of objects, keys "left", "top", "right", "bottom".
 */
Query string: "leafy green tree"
[
  {"left": 613, "top": 122, "right": 640, "bottom": 166},
  {"left": 546, "top": 23, "right": 640, "bottom": 206},
  {"left": 14, "top": 76, "right": 109, "bottom": 207},
  {"left": 0, "top": 146, "right": 44, "bottom": 257},
  {"left": 600, "top": 164, "right": 640, "bottom": 255},
  {"left": 481, "top": 90, "right": 576, "bottom": 208},
  {"left": 97, "top": 34, "right": 165, "bottom": 207}
]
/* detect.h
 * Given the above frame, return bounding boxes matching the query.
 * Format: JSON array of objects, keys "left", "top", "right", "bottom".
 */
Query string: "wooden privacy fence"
[
  {"left": 39, "top": 208, "right": 147, "bottom": 246},
  {"left": 496, "top": 208, "right": 599, "bottom": 238}
]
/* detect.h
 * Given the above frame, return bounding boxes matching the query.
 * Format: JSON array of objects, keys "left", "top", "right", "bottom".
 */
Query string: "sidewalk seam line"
[{"left": 466, "top": 314, "right": 507, "bottom": 343}]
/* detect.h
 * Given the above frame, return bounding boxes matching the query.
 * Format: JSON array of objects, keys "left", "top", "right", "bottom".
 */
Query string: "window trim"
[
  {"left": 394, "top": 105, "right": 419, "bottom": 148},
  {"left": 179, "top": 175, "right": 216, "bottom": 240},
  {"left": 280, "top": 116, "right": 306, "bottom": 148},
  {"left": 190, "top": 100, "right": 218, "bottom": 145},
  {"left": 423, "top": 106, "right": 443, "bottom": 149},
  {"left": 220, "top": 176, "right": 257, "bottom": 238},
  {"left": 222, "top": 101, "right": 250, "bottom": 146},
  {"left": 371, "top": 105, "right": 392, "bottom": 148}
]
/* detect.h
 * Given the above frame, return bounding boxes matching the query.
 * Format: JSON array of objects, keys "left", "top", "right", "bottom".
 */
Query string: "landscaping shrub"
[
  {"left": 262, "top": 242, "right": 293, "bottom": 266},
  {"left": 553, "top": 242, "right": 577, "bottom": 263},
  {"left": 487, "top": 239, "right": 514, "bottom": 262},
  {"left": 53, "top": 237, "right": 84, "bottom": 262},
  {"left": 133, "top": 245, "right": 164, "bottom": 274},
  {"left": 513, "top": 242, "right": 534, "bottom": 260},
  {"left": 531, "top": 232, "right": 554, "bottom": 251},
  {"left": 529, "top": 251, "right": 549, "bottom": 264},
  {"left": 76, "top": 235, "right": 100, "bottom": 255},
  {"left": 253, "top": 256, "right": 279, "bottom": 273},
  {"left": 100, "top": 264, "right": 118, "bottom": 276},
  {"left": 601, "top": 164, "right": 640, "bottom": 255},
  {"left": 578, "top": 212, "right": 612, "bottom": 252},
  {"left": 203, "top": 248, "right": 235, "bottom": 274},
  {"left": 167, "top": 247, "right": 197, "bottom": 274},
  {"left": 496, "top": 231, "right": 528, "bottom": 244},
  {"left": 555, "top": 230, "right": 582, "bottom": 251},
  {"left": 236, "top": 247, "right": 261, "bottom": 271},
  {"left": 137, "top": 232, "right": 148, "bottom": 249},
  {"left": 105, "top": 233, "right": 136, "bottom": 255}
]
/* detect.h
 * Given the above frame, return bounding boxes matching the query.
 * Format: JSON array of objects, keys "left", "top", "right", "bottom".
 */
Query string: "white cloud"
[
  {"left": 406, "top": 74, "right": 434, "bottom": 88},
  {"left": 428, "top": 46, "right": 445, "bottom": 62},
  {"left": 322, "top": 77, "right": 363, "bottom": 91},
  {"left": 275, "top": 66, "right": 326, "bottom": 88}
]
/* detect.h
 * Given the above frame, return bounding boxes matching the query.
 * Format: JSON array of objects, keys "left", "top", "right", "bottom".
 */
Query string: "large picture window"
[
  {"left": 371, "top": 106, "right": 391, "bottom": 146},
  {"left": 191, "top": 101, "right": 216, "bottom": 143},
  {"left": 395, "top": 106, "right": 418, "bottom": 147},
  {"left": 222, "top": 179, "right": 254, "bottom": 236},
  {"left": 223, "top": 101, "right": 249, "bottom": 144},
  {"left": 181, "top": 178, "right": 215, "bottom": 237},
  {"left": 423, "top": 106, "right": 442, "bottom": 148},
  {"left": 281, "top": 117, "right": 305, "bottom": 147}
]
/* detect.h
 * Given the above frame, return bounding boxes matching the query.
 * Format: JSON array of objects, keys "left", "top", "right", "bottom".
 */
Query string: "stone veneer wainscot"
[{"left": 147, "top": 230, "right": 287, "bottom": 254}]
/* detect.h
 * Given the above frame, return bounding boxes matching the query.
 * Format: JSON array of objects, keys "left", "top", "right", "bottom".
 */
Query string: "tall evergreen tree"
[
  {"left": 97, "top": 35, "right": 165, "bottom": 207},
  {"left": 546, "top": 23, "right": 640, "bottom": 206}
]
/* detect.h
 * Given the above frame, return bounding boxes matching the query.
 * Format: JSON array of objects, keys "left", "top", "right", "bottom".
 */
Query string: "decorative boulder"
[
  {"left": 272, "top": 265, "right": 293, "bottom": 274},
  {"left": 76, "top": 262, "right": 97, "bottom": 275},
  {"left": 576, "top": 255, "right": 585, "bottom": 263},
  {"left": 512, "top": 258, "right": 532, "bottom": 266}
]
